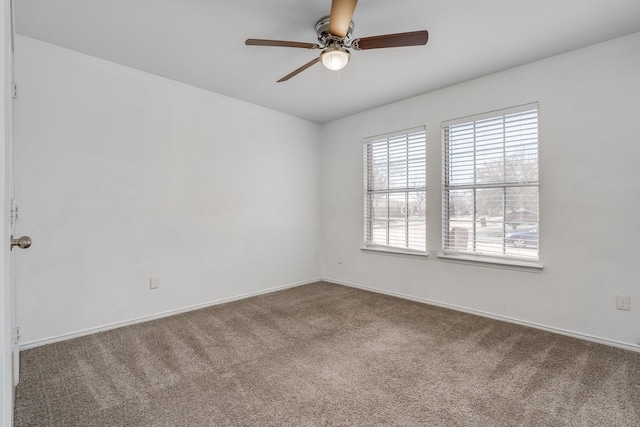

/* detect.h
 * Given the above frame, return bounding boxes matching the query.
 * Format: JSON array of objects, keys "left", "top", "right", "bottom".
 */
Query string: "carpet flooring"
[{"left": 14, "top": 281, "right": 640, "bottom": 426}]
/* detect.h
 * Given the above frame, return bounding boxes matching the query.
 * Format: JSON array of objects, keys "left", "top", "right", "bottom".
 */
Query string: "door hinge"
[
  {"left": 12, "top": 82, "right": 17, "bottom": 99},
  {"left": 13, "top": 327, "right": 20, "bottom": 344},
  {"left": 10, "top": 200, "right": 18, "bottom": 227}
]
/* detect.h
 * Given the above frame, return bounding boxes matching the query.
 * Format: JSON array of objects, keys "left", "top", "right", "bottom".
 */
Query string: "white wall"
[
  {"left": 13, "top": 31, "right": 640, "bottom": 352},
  {"left": 321, "top": 32, "right": 640, "bottom": 349},
  {"left": 14, "top": 36, "right": 322, "bottom": 345}
]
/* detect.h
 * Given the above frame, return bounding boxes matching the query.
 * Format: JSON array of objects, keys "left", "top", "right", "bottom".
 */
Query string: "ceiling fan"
[{"left": 245, "top": 0, "right": 429, "bottom": 82}]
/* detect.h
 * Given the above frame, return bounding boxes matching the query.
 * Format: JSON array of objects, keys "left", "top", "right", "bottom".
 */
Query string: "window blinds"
[
  {"left": 442, "top": 104, "right": 539, "bottom": 261},
  {"left": 364, "top": 127, "right": 427, "bottom": 253}
]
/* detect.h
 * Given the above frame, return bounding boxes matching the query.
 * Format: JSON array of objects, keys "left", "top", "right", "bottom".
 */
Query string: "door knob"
[{"left": 10, "top": 235, "right": 31, "bottom": 250}]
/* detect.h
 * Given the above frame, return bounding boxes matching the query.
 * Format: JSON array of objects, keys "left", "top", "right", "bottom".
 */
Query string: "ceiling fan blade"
[
  {"left": 277, "top": 57, "right": 321, "bottom": 82},
  {"left": 246, "top": 39, "right": 320, "bottom": 49},
  {"left": 329, "top": 0, "right": 358, "bottom": 38},
  {"left": 351, "top": 30, "right": 429, "bottom": 50}
]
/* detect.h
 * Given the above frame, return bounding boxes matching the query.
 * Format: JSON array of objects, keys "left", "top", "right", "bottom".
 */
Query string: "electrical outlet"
[
  {"left": 150, "top": 276, "right": 159, "bottom": 290},
  {"left": 616, "top": 295, "right": 630, "bottom": 311}
]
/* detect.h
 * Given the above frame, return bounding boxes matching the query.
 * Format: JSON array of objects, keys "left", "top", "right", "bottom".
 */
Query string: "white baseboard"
[
  {"left": 19, "top": 278, "right": 322, "bottom": 350},
  {"left": 324, "top": 277, "right": 640, "bottom": 354}
]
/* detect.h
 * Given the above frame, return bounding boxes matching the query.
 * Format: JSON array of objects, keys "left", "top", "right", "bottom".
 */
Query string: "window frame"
[
  {"left": 440, "top": 103, "right": 542, "bottom": 269},
  {"left": 362, "top": 126, "right": 427, "bottom": 256}
]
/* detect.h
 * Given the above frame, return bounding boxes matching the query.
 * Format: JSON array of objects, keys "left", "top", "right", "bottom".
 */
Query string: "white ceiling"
[{"left": 14, "top": 0, "right": 640, "bottom": 123}]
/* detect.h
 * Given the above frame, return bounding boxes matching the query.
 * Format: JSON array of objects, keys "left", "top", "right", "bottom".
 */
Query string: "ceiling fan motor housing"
[{"left": 315, "top": 15, "right": 354, "bottom": 47}]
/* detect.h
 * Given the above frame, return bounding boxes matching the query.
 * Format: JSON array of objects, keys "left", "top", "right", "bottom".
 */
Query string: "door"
[
  {"left": 8, "top": 12, "right": 18, "bottom": 385},
  {"left": 7, "top": 0, "right": 30, "bottom": 386}
]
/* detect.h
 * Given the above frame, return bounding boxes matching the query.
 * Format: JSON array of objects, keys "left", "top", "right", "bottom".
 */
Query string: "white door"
[
  {"left": 8, "top": 12, "right": 18, "bottom": 386},
  {"left": 7, "top": 0, "right": 30, "bottom": 386}
]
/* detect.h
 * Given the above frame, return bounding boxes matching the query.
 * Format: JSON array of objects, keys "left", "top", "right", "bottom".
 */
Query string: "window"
[
  {"left": 364, "top": 127, "right": 427, "bottom": 254},
  {"left": 442, "top": 104, "right": 539, "bottom": 262}
]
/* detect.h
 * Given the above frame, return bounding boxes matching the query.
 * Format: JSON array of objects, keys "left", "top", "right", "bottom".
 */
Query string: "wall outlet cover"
[{"left": 616, "top": 295, "right": 630, "bottom": 311}]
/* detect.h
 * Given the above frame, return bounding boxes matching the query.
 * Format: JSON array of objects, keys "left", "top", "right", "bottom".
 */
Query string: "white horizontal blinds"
[
  {"left": 364, "top": 127, "right": 426, "bottom": 252},
  {"left": 443, "top": 104, "right": 539, "bottom": 261}
]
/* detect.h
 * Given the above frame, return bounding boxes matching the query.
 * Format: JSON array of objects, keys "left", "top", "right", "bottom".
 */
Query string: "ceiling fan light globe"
[{"left": 321, "top": 47, "right": 350, "bottom": 71}]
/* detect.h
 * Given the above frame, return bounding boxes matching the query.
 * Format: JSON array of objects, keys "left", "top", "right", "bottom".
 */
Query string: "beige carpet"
[{"left": 14, "top": 282, "right": 640, "bottom": 426}]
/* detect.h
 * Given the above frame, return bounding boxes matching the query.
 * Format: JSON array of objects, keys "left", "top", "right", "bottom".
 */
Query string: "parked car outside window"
[{"left": 506, "top": 228, "right": 538, "bottom": 248}]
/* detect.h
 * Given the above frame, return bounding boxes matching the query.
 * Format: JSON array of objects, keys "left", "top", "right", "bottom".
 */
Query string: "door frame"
[{"left": 1, "top": 0, "right": 14, "bottom": 425}]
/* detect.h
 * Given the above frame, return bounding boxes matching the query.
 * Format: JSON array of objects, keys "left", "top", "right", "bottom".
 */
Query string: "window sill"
[
  {"left": 437, "top": 253, "right": 543, "bottom": 273},
  {"left": 360, "top": 246, "right": 429, "bottom": 259}
]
